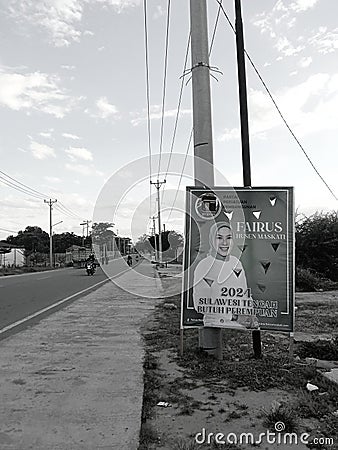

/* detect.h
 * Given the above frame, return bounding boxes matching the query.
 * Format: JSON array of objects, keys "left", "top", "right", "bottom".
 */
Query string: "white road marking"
[
  {"left": 36, "top": 276, "right": 51, "bottom": 280},
  {"left": 0, "top": 268, "right": 69, "bottom": 280},
  {"left": 0, "top": 278, "right": 109, "bottom": 336}
]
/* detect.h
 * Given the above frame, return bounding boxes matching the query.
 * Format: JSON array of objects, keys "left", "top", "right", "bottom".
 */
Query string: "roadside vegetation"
[
  {"left": 295, "top": 211, "right": 338, "bottom": 291},
  {"left": 139, "top": 275, "right": 338, "bottom": 450}
]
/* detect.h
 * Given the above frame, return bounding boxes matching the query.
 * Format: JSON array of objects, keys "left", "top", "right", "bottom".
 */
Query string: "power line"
[
  {"left": 57, "top": 201, "right": 83, "bottom": 220},
  {"left": 215, "top": 0, "right": 337, "bottom": 201},
  {"left": 0, "top": 169, "right": 86, "bottom": 219},
  {"left": 0, "top": 227, "right": 18, "bottom": 234},
  {"left": 210, "top": 0, "right": 223, "bottom": 52},
  {"left": 165, "top": 3, "right": 223, "bottom": 222},
  {"left": 143, "top": 0, "right": 153, "bottom": 217},
  {"left": 0, "top": 175, "right": 46, "bottom": 200},
  {"left": 54, "top": 204, "right": 79, "bottom": 220},
  {"left": 0, "top": 169, "right": 48, "bottom": 199},
  {"left": 167, "top": 129, "right": 193, "bottom": 222},
  {"left": 163, "top": 33, "right": 191, "bottom": 185},
  {"left": 157, "top": 0, "right": 172, "bottom": 178}
]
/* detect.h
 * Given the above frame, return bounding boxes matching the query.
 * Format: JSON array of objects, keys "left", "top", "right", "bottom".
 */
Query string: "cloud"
[
  {"left": 65, "top": 163, "right": 103, "bottom": 176},
  {"left": 275, "top": 36, "right": 304, "bottom": 56},
  {"left": 8, "top": 0, "right": 82, "bottom": 47},
  {"left": 61, "top": 64, "right": 76, "bottom": 70},
  {"left": 309, "top": 27, "right": 338, "bottom": 54},
  {"left": 299, "top": 56, "right": 313, "bottom": 68},
  {"left": 290, "top": 0, "right": 319, "bottom": 12},
  {"left": 96, "top": 96, "right": 118, "bottom": 118},
  {"left": 252, "top": 0, "right": 320, "bottom": 58},
  {"left": 131, "top": 106, "right": 192, "bottom": 126},
  {"left": 247, "top": 73, "right": 338, "bottom": 137},
  {"left": 8, "top": 0, "right": 141, "bottom": 47},
  {"left": 44, "top": 176, "right": 61, "bottom": 183},
  {"left": 86, "top": 96, "right": 119, "bottom": 120},
  {"left": 30, "top": 141, "right": 56, "bottom": 160},
  {"left": 0, "top": 71, "right": 75, "bottom": 118},
  {"left": 65, "top": 146, "right": 93, "bottom": 161},
  {"left": 62, "top": 132, "right": 81, "bottom": 140},
  {"left": 218, "top": 128, "right": 240, "bottom": 142},
  {"left": 153, "top": 5, "right": 165, "bottom": 19},
  {"left": 39, "top": 131, "right": 52, "bottom": 138}
]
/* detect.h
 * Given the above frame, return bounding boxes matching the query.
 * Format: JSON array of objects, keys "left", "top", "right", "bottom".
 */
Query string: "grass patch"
[
  {"left": 295, "top": 303, "right": 338, "bottom": 334},
  {"left": 140, "top": 289, "right": 338, "bottom": 449},
  {"left": 138, "top": 422, "right": 158, "bottom": 449},
  {"left": 296, "top": 337, "right": 338, "bottom": 360},
  {"left": 263, "top": 403, "right": 298, "bottom": 432}
]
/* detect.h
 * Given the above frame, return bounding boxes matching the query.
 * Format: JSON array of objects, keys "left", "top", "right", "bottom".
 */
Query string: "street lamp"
[
  {"left": 51, "top": 220, "right": 63, "bottom": 267},
  {"left": 52, "top": 220, "right": 63, "bottom": 229}
]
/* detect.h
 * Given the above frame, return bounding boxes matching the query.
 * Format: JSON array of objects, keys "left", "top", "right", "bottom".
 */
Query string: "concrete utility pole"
[
  {"left": 234, "top": 0, "right": 262, "bottom": 358},
  {"left": 80, "top": 220, "right": 92, "bottom": 246},
  {"left": 152, "top": 215, "right": 158, "bottom": 261},
  {"left": 190, "top": 0, "right": 222, "bottom": 359},
  {"left": 150, "top": 179, "right": 166, "bottom": 264},
  {"left": 44, "top": 199, "right": 57, "bottom": 268}
]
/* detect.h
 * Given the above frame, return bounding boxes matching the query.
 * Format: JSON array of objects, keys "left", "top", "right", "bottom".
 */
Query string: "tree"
[
  {"left": 6, "top": 226, "right": 49, "bottom": 255},
  {"left": 147, "top": 230, "right": 184, "bottom": 260},
  {"left": 53, "top": 232, "right": 83, "bottom": 253},
  {"left": 135, "top": 234, "right": 153, "bottom": 254},
  {"left": 91, "top": 222, "right": 115, "bottom": 245},
  {"left": 296, "top": 211, "right": 338, "bottom": 281}
]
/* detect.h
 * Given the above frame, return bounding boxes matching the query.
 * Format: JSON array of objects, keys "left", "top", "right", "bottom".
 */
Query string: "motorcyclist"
[
  {"left": 87, "top": 253, "right": 95, "bottom": 263},
  {"left": 127, "top": 255, "right": 132, "bottom": 266},
  {"left": 85, "top": 253, "right": 96, "bottom": 274}
]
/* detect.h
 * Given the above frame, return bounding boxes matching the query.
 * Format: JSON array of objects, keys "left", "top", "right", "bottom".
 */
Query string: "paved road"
[
  {"left": 0, "top": 259, "right": 161, "bottom": 450},
  {"left": 0, "top": 266, "right": 108, "bottom": 332},
  {"left": 0, "top": 256, "right": 146, "bottom": 335}
]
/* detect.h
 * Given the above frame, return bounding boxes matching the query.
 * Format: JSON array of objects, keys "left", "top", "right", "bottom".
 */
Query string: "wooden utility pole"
[
  {"left": 234, "top": 0, "right": 262, "bottom": 358},
  {"left": 44, "top": 199, "right": 57, "bottom": 268},
  {"left": 190, "top": 0, "right": 222, "bottom": 359},
  {"left": 150, "top": 179, "right": 166, "bottom": 264}
]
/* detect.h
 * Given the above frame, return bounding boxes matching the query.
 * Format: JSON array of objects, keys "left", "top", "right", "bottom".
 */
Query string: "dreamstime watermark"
[{"left": 194, "top": 423, "right": 335, "bottom": 447}]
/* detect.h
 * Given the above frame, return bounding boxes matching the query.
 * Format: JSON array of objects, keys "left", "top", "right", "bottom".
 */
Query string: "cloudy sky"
[{"left": 1, "top": 0, "right": 337, "bottom": 241}]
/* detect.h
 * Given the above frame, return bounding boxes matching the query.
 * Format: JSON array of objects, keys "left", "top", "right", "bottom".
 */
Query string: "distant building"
[
  {"left": 0, "top": 242, "right": 25, "bottom": 267},
  {"left": 66, "top": 245, "right": 92, "bottom": 268}
]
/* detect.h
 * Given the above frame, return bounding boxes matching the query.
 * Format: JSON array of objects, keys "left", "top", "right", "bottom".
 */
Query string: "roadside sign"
[{"left": 181, "top": 187, "right": 294, "bottom": 332}]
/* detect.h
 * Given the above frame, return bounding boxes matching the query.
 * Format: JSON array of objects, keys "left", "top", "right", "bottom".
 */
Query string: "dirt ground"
[{"left": 138, "top": 272, "right": 338, "bottom": 450}]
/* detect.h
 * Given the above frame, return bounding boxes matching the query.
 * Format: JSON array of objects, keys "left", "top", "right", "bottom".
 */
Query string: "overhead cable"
[
  {"left": 215, "top": 0, "right": 337, "bottom": 201},
  {"left": 143, "top": 0, "right": 153, "bottom": 217},
  {"left": 0, "top": 170, "right": 85, "bottom": 219},
  {"left": 165, "top": 1, "right": 223, "bottom": 222},
  {"left": 157, "top": 0, "right": 172, "bottom": 178}
]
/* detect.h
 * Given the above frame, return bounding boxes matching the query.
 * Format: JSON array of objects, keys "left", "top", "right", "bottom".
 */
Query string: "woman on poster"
[{"left": 193, "top": 221, "right": 259, "bottom": 329}]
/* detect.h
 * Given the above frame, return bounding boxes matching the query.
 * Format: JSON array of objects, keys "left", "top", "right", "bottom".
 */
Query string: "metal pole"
[
  {"left": 151, "top": 180, "right": 166, "bottom": 264},
  {"left": 234, "top": 0, "right": 261, "bottom": 358},
  {"left": 45, "top": 199, "right": 57, "bottom": 268},
  {"left": 157, "top": 182, "right": 162, "bottom": 263},
  {"left": 152, "top": 216, "right": 158, "bottom": 261},
  {"left": 190, "top": 0, "right": 222, "bottom": 360}
]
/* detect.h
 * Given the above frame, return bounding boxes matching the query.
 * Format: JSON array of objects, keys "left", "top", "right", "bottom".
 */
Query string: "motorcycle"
[{"left": 85, "top": 261, "right": 96, "bottom": 276}]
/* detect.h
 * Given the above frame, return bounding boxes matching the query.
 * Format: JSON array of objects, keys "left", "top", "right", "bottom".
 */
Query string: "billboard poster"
[{"left": 181, "top": 187, "right": 294, "bottom": 332}]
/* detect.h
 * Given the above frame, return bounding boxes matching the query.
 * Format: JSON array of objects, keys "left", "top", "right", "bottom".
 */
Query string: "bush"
[
  {"left": 296, "top": 211, "right": 338, "bottom": 282},
  {"left": 296, "top": 267, "right": 338, "bottom": 292}
]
